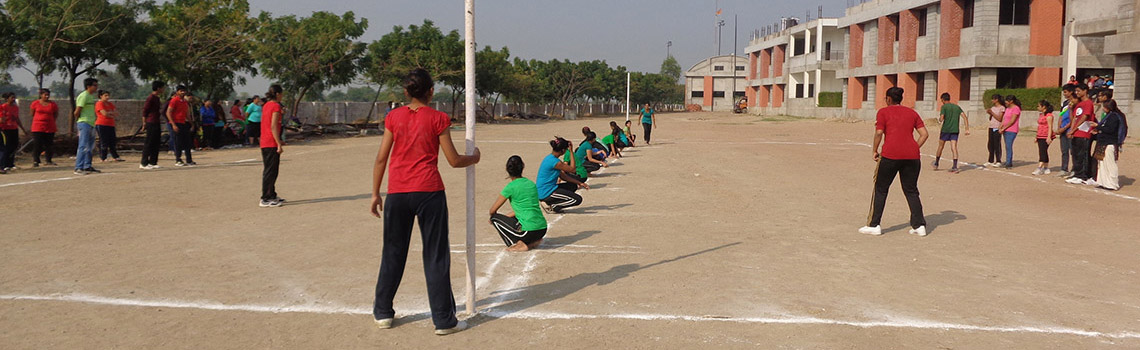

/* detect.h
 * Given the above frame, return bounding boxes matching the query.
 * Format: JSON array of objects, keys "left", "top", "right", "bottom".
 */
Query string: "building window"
[
  {"left": 1135, "top": 55, "right": 1140, "bottom": 100},
  {"left": 916, "top": 9, "right": 928, "bottom": 37},
  {"left": 734, "top": 91, "right": 746, "bottom": 98},
  {"left": 735, "top": 66, "right": 746, "bottom": 71},
  {"left": 807, "top": 84, "right": 815, "bottom": 98},
  {"left": 795, "top": 84, "right": 805, "bottom": 98},
  {"left": 915, "top": 73, "right": 926, "bottom": 101},
  {"left": 793, "top": 38, "right": 806, "bottom": 56},
  {"left": 691, "top": 91, "right": 704, "bottom": 98},
  {"left": 714, "top": 66, "right": 725, "bottom": 71},
  {"left": 959, "top": 69, "right": 972, "bottom": 101},
  {"left": 861, "top": 77, "right": 870, "bottom": 101},
  {"left": 962, "top": 0, "right": 975, "bottom": 28},
  {"left": 996, "top": 68, "right": 1030, "bottom": 89},
  {"left": 713, "top": 91, "right": 726, "bottom": 98},
  {"left": 999, "top": 0, "right": 1030, "bottom": 25}
]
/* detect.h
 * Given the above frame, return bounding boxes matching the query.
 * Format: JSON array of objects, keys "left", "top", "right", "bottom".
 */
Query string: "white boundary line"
[
  {"left": 3, "top": 293, "right": 1138, "bottom": 339},
  {"left": 0, "top": 173, "right": 114, "bottom": 188}
]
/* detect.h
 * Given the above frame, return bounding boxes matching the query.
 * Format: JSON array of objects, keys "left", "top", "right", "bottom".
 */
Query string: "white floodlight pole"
[
  {"left": 625, "top": 72, "right": 631, "bottom": 121},
  {"left": 463, "top": 0, "right": 477, "bottom": 316}
]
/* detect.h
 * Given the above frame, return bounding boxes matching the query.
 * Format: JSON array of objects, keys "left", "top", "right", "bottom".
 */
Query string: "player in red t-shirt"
[
  {"left": 95, "top": 90, "right": 123, "bottom": 162},
  {"left": 368, "top": 69, "right": 480, "bottom": 335},
  {"left": 1065, "top": 85, "right": 1097, "bottom": 183},
  {"left": 258, "top": 84, "right": 286, "bottom": 207},
  {"left": 0, "top": 92, "right": 30, "bottom": 172},
  {"left": 166, "top": 85, "right": 194, "bottom": 166},
  {"left": 29, "top": 89, "right": 59, "bottom": 167},
  {"left": 861, "top": 87, "right": 930, "bottom": 237}
]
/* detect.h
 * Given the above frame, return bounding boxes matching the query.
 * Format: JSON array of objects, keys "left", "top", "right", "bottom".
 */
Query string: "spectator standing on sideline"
[
  {"left": 29, "top": 89, "right": 59, "bottom": 168},
  {"left": 73, "top": 78, "right": 101, "bottom": 175},
  {"left": 245, "top": 96, "right": 263, "bottom": 146},
  {"left": 639, "top": 103, "right": 656, "bottom": 145},
  {"left": 94, "top": 90, "right": 122, "bottom": 162},
  {"left": 140, "top": 81, "right": 165, "bottom": 169},
  {"left": 167, "top": 85, "right": 195, "bottom": 166},
  {"left": 1067, "top": 85, "right": 1096, "bottom": 185},
  {"left": 368, "top": 69, "right": 480, "bottom": 335},
  {"left": 200, "top": 99, "right": 217, "bottom": 150},
  {"left": 0, "top": 92, "right": 29, "bottom": 172},
  {"left": 984, "top": 94, "right": 1005, "bottom": 167},
  {"left": 999, "top": 95, "right": 1023, "bottom": 168},
  {"left": 1033, "top": 100, "right": 1055, "bottom": 175},
  {"left": 860, "top": 87, "right": 929, "bottom": 237},
  {"left": 1055, "top": 85, "right": 1076, "bottom": 177},
  {"left": 1093, "top": 100, "right": 1128, "bottom": 191}
]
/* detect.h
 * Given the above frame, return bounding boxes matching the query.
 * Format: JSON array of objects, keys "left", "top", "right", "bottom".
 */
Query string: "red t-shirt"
[
  {"left": 30, "top": 100, "right": 58, "bottom": 133},
  {"left": 231, "top": 105, "right": 245, "bottom": 121},
  {"left": 168, "top": 96, "right": 189, "bottom": 124},
  {"left": 260, "top": 101, "right": 282, "bottom": 148},
  {"left": 1, "top": 103, "right": 18, "bottom": 130},
  {"left": 1071, "top": 99, "right": 1095, "bottom": 139},
  {"left": 876, "top": 105, "right": 925, "bottom": 160},
  {"left": 385, "top": 106, "right": 451, "bottom": 194},
  {"left": 95, "top": 100, "right": 117, "bottom": 127}
]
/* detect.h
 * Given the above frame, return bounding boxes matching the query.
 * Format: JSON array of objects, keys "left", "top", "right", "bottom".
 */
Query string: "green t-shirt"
[
  {"left": 940, "top": 103, "right": 963, "bottom": 133},
  {"left": 574, "top": 141, "right": 590, "bottom": 178},
  {"left": 601, "top": 134, "right": 614, "bottom": 146},
  {"left": 75, "top": 90, "right": 98, "bottom": 125},
  {"left": 500, "top": 178, "right": 547, "bottom": 231}
]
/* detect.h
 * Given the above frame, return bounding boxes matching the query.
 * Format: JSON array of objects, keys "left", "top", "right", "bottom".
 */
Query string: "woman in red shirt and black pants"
[
  {"left": 860, "top": 87, "right": 930, "bottom": 237},
  {"left": 369, "top": 69, "right": 480, "bottom": 335},
  {"left": 259, "top": 85, "right": 286, "bottom": 207}
]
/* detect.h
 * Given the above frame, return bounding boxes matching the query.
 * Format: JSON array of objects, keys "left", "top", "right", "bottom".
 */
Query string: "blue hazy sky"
[{"left": 7, "top": 0, "right": 851, "bottom": 94}]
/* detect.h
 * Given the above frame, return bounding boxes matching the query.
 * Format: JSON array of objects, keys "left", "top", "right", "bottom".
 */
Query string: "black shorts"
[
  {"left": 1037, "top": 139, "right": 1050, "bottom": 163},
  {"left": 248, "top": 122, "right": 261, "bottom": 137}
]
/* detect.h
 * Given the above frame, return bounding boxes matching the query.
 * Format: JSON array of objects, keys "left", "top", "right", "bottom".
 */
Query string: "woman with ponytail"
[
  {"left": 258, "top": 84, "right": 286, "bottom": 207},
  {"left": 536, "top": 137, "right": 589, "bottom": 213},
  {"left": 1092, "top": 99, "right": 1127, "bottom": 190},
  {"left": 998, "top": 95, "right": 1022, "bottom": 168},
  {"left": 488, "top": 155, "right": 547, "bottom": 251}
]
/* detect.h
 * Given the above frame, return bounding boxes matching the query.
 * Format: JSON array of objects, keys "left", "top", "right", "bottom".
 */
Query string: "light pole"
[
  {"left": 717, "top": 20, "right": 726, "bottom": 55},
  {"left": 667, "top": 41, "right": 672, "bottom": 57}
]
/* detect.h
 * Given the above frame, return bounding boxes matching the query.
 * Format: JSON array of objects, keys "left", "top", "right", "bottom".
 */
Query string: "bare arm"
[
  {"left": 872, "top": 129, "right": 884, "bottom": 161},
  {"left": 489, "top": 195, "right": 509, "bottom": 217},
  {"left": 166, "top": 102, "right": 179, "bottom": 132},
  {"left": 961, "top": 112, "right": 970, "bottom": 135},
  {"left": 270, "top": 110, "right": 283, "bottom": 153},
  {"left": 558, "top": 170, "right": 589, "bottom": 189},
  {"left": 554, "top": 161, "right": 576, "bottom": 173},
  {"left": 916, "top": 126, "right": 930, "bottom": 148},
  {"left": 438, "top": 130, "right": 480, "bottom": 168},
  {"left": 586, "top": 149, "right": 608, "bottom": 166},
  {"left": 999, "top": 112, "right": 1020, "bottom": 133},
  {"left": 369, "top": 129, "right": 396, "bottom": 217}
]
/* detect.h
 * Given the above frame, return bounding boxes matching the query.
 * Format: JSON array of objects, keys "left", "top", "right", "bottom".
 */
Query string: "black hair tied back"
[{"left": 506, "top": 155, "right": 524, "bottom": 178}]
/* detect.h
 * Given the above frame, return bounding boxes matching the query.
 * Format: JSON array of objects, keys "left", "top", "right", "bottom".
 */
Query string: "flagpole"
[{"left": 463, "top": 0, "right": 477, "bottom": 316}]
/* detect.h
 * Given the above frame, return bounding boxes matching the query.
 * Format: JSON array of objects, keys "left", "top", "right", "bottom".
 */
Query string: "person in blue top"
[
  {"left": 488, "top": 155, "right": 548, "bottom": 251},
  {"left": 639, "top": 103, "right": 657, "bottom": 144},
  {"left": 1055, "top": 84, "right": 1077, "bottom": 177},
  {"left": 244, "top": 96, "right": 263, "bottom": 146},
  {"left": 537, "top": 137, "right": 588, "bottom": 213},
  {"left": 200, "top": 99, "right": 217, "bottom": 150}
]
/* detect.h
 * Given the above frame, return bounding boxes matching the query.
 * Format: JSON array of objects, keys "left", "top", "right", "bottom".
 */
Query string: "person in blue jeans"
[
  {"left": 72, "top": 78, "right": 101, "bottom": 175},
  {"left": 998, "top": 95, "right": 1022, "bottom": 168}
]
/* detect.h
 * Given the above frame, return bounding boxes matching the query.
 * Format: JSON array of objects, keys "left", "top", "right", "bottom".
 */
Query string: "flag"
[{"left": 716, "top": 9, "right": 722, "bottom": 16}]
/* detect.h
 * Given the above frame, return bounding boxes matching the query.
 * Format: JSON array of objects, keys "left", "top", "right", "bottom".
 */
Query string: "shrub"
[
  {"left": 818, "top": 91, "right": 843, "bottom": 107},
  {"left": 980, "top": 87, "right": 1063, "bottom": 107}
]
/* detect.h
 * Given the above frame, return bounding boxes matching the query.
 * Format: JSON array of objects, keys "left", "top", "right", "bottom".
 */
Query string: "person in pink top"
[
  {"left": 369, "top": 68, "right": 480, "bottom": 335},
  {"left": 984, "top": 94, "right": 1005, "bottom": 167},
  {"left": 1033, "top": 100, "right": 1055, "bottom": 175},
  {"left": 998, "top": 95, "right": 1022, "bottom": 168}
]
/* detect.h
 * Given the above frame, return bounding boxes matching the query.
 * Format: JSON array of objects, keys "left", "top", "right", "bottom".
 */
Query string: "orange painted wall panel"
[
  {"left": 759, "top": 85, "right": 770, "bottom": 108},
  {"left": 878, "top": 16, "right": 897, "bottom": 65},
  {"left": 900, "top": 73, "right": 919, "bottom": 108},
  {"left": 703, "top": 76, "right": 714, "bottom": 107},
  {"left": 746, "top": 86, "right": 757, "bottom": 107},
  {"left": 937, "top": 70, "right": 961, "bottom": 105},
  {"left": 1027, "top": 67, "right": 1061, "bottom": 88},
  {"left": 849, "top": 24, "right": 864, "bottom": 69},
  {"left": 899, "top": 10, "right": 919, "bottom": 63},
  {"left": 748, "top": 53, "right": 758, "bottom": 80},
  {"left": 773, "top": 84, "right": 785, "bottom": 107},
  {"left": 1029, "top": 0, "right": 1064, "bottom": 56},
  {"left": 848, "top": 77, "right": 864, "bottom": 110},
  {"left": 773, "top": 46, "right": 786, "bottom": 77},
  {"left": 875, "top": 75, "right": 897, "bottom": 109},
  {"left": 759, "top": 49, "right": 771, "bottom": 79},
  {"left": 939, "top": 0, "right": 963, "bottom": 59}
]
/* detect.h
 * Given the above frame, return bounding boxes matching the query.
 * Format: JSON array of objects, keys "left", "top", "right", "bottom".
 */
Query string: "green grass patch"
[{"left": 817, "top": 92, "right": 843, "bottom": 108}]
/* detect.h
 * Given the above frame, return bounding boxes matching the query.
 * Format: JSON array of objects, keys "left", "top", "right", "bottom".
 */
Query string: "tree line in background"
[{"left": 0, "top": 0, "right": 683, "bottom": 124}]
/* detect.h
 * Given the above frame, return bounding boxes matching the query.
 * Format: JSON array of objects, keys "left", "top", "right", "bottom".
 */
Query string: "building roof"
[{"left": 686, "top": 55, "right": 749, "bottom": 76}]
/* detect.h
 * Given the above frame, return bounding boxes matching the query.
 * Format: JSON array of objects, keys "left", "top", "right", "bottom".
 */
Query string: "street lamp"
[{"left": 667, "top": 41, "right": 672, "bottom": 57}]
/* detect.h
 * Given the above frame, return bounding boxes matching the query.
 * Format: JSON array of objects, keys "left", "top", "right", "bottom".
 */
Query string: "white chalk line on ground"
[
  {"left": 3, "top": 293, "right": 1139, "bottom": 340},
  {"left": 0, "top": 173, "right": 115, "bottom": 188}
]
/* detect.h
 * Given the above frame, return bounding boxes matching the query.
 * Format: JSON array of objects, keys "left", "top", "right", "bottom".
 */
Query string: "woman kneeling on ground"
[
  {"left": 540, "top": 137, "right": 589, "bottom": 213},
  {"left": 489, "top": 155, "right": 548, "bottom": 251}
]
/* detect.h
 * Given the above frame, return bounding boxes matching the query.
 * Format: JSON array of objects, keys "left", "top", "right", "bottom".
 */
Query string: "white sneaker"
[
  {"left": 374, "top": 318, "right": 393, "bottom": 329},
  {"left": 909, "top": 226, "right": 928, "bottom": 237},
  {"left": 1031, "top": 169, "right": 1042, "bottom": 175},
  {"left": 149, "top": 165, "right": 162, "bottom": 169},
  {"left": 858, "top": 226, "right": 883, "bottom": 236},
  {"left": 175, "top": 161, "right": 186, "bottom": 167},
  {"left": 1085, "top": 179, "right": 1100, "bottom": 186},
  {"left": 1065, "top": 177, "right": 1084, "bottom": 184},
  {"left": 259, "top": 200, "right": 282, "bottom": 208},
  {"left": 140, "top": 164, "right": 149, "bottom": 169},
  {"left": 434, "top": 320, "right": 467, "bottom": 335},
  {"left": 1043, "top": 169, "right": 1051, "bottom": 175}
]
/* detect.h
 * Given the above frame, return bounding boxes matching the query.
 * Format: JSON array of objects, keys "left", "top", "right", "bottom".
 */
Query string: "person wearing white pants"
[{"left": 1094, "top": 100, "right": 1127, "bottom": 191}]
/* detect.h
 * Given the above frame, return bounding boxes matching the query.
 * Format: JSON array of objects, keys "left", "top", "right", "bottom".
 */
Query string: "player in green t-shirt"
[
  {"left": 934, "top": 93, "right": 969, "bottom": 173},
  {"left": 72, "top": 78, "right": 101, "bottom": 174},
  {"left": 489, "top": 155, "right": 548, "bottom": 251}
]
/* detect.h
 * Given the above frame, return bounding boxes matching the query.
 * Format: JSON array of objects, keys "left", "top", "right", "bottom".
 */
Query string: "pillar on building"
[
  {"left": 899, "top": 9, "right": 920, "bottom": 62},
  {"left": 805, "top": 28, "right": 812, "bottom": 57},
  {"left": 746, "top": 86, "right": 757, "bottom": 107},
  {"left": 939, "top": 0, "right": 963, "bottom": 59},
  {"left": 815, "top": 69, "right": 823, "bottom": 105},
  {"left": 703, "top": 76, "right": 714, "bottom": 107},
  {"left": 849, "top": 24, "right": 864, "bottom": 69},
  {"left": 760, "top": 49, "right": 772, "bottom": 79},
  {"left": 847, "top": 77, "right": 864, "bottom": 110},
  {"left": 901, "top": 72, "right": 920, "bottom": 108},
  {"left": 759, "top": 85, "right": 771, "bottom": 108},
  {"left": 748, "top": 53, "right": 758, "bottom": 80},
  {"left": 878, "top": 16, "right": 897, "bottom": 65},
  {"left": 937, "top": 69, "right": 962, "bottom": 103},
  {"left": 773, "top": 45, "right": 786, "bottom": 77},
  {"left": 875, "top": 75, "right": 896, "bottom": 109},
  {"left": 773, "top": 84, "right": 785, "bottom": 108}
]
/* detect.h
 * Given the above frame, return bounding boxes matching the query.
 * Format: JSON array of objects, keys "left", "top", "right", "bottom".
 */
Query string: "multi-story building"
[
  {"left": 744, "top": 17, "right": 846, "bottom": 118},
  {"left": 684, "top": 55, "right": 748, "bottom": 112},
  {"left": 741, "top": 0, "right": 1138, "bottom": 121}
]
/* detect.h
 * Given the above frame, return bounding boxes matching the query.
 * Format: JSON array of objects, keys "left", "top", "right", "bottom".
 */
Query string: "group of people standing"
[{"left": 367, "top": 68, "right": 659, "bottom": 335}]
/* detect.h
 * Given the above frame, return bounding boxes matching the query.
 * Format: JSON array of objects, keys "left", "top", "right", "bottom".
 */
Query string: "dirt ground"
[{"left": 2, "top": 111, "right": 1140, "bottom": 349}]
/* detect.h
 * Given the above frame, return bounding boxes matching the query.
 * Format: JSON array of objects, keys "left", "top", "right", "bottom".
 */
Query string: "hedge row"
[
  {"left": 980, "top": 87, "right": 1063, "bottom": 108},
  {"left": 818, "top": 91, "right": 843, "bottom": 108}
]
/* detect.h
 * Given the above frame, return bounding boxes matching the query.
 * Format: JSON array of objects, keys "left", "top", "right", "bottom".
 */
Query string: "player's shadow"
[
  {"left": 541, "top": 230, "right": 602, "bottom": 248},
  {"left": 883, "top": 210, "right": 966, "bottom": 234},
  {"left": 566, "top": 203, "right": 633, "bottom": 214},
  {"left": 588, "top": 182, "right": 609, "bottom": 189},
  {"left": 467, "top": 242, "right": 742, "bottom": 327},
  {"left": 592, "top": 171, "right": 628, "bottom": 177},
  {"left": 1120, "top": 176, "right": 1135, "bottom": 186},
  {"left": 288, "top": 193, "right": 371, "bottom": 206}
]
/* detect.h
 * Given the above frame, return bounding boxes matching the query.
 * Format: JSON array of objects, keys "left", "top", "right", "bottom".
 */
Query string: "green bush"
[
  {"left": 980, "top": 87, "right": 1063, "bottom": 107},
  {"left": 817, "top": 91, "right": 843, "bottom": 108}
]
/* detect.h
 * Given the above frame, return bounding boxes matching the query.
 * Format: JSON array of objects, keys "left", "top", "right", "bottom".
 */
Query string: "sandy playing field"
[{"left": 2, "top": 111, "right": 1139, "bottom": 349}]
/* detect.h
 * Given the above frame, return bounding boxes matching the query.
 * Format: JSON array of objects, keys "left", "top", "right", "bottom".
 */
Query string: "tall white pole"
[
  {"left": 625, "top": 72, "right": 631, "bottom": 121},
  {"left": 463, "top": 0, "right": 477, "bottom": 316}
]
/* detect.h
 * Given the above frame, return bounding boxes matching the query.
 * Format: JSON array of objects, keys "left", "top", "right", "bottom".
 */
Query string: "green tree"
[
  {"left": 659, "top": 55, "right": 682, "bottom": 83},
  {"left": 252, "top": 11, "right": 367, "bottom": 118},
  {"left": 0, "top": 82, "right": 33, "bottom": 98},
  {"left": 631, "top": 72, "right": 681, "bottom": 106},
  {"left": 134, "top": 0, "right": 256, "bottom": 100},
  {"left": 0, "top": 3, "right": 23, "bottom": 83},
  {"left": 363, "top": 20, "right": 463, "bottom": 116},
  {"left": 474, "top": 46, "right": 513, "bottom": 116},
  {"left": 96, "top": 70, "right": 147, "bottom": 99}
]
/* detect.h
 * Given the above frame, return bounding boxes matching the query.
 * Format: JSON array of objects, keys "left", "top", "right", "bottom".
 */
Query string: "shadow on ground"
[{"left": 883, "top": 210, "right": 966, "bottom": 235}]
